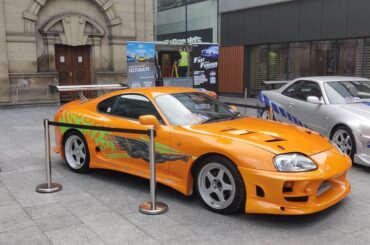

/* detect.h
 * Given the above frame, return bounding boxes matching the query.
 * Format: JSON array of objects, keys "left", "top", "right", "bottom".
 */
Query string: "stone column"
[
  {"left": 0, "top": 0, "right": 10, "bottom": 103},
  {"left": 109, "top": 37, "right": 125, "bottom": 73},
  {"left": 46, "top": 35, "right": 56, "bottom": 72},
  {"left": 92, "top": 36, "right": 102, "bottom": 71}
]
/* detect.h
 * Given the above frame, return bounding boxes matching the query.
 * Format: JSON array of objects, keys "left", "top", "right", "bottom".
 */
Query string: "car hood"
[
  {"left": 185, "top": 117, "right": 333, "bottom": 156},
  {"left": 334, "top": 102, "right": 370, "bottom": 121}
]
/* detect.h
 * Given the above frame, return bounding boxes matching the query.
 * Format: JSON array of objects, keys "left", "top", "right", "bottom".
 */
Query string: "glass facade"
[
  {"left": 155, "top": 0, "right": 218, "bottom": 44},
  {"left": 249, "top": 39, "right": 367, "bottom": 97}
]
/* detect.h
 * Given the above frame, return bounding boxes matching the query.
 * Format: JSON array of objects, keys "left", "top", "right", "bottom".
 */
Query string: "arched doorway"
[{"left": 40, "top": 14, "right": 106, "bottom": 101}]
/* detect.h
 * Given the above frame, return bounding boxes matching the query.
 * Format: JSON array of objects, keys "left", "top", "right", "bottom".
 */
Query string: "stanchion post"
[
  {"left": 139, "top": 127, "right": 168, "bottom": 215},
  {"left": 269, "top": 101, "right": 273, "bottom": 120},
  {"left": 35, "top": 119, "right": 62, "bottom": 193}
]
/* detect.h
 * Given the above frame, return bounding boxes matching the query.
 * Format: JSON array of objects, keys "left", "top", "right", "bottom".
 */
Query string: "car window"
[
  {"left": 155, "top": 92, "right": 233, "bottom": 125},
  {"left": 282, "top": 81, "right": 322, "bottom": 101},
  {"left": 97, "top": 96, "right": 117, "bottom": 113},
  {"left": 98, "top": 94, "right": 163, "bottom": 123}
]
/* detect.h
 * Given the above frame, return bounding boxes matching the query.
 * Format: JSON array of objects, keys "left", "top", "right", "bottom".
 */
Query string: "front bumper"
[
  {"left": 239, "top": 148, "right": 351, "bottom": 215},
  {"left": 353, "top": 132, "right": 370, "bottom": 166}
]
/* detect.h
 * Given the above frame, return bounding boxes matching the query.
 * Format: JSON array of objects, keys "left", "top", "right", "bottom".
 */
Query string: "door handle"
[
  {"left": 289, "top": 103, "right": 295, "bottom": 107},
  {"left": 70, "top": 72, "right": 72, "bottom": 77}
]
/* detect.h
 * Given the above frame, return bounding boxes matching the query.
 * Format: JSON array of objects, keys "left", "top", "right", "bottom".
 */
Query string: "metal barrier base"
[
  {"left": 139, "top": 202, "right": 168, "bottom": 215},
  {"left": 36, "top": 183, "right": 62, "bottom": 193}
]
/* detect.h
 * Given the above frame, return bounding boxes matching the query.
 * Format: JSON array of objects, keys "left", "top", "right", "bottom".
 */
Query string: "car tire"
[
  {"left": 195, "top": 156, "right": 246, "bottom": 214},
  {"left": 63, "top": 131, "right": 90, "bottom": 173},
  {"left": 331, "top": 126, "right": 356, "bottom": 160}
]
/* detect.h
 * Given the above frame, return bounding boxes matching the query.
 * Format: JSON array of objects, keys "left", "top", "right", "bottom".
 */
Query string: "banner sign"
[
  {"left": 127, "top": 42, "right": 156, "bottom": 88},
  {"left": 191, "top": 43, "right": 219, "bottom": 92},
  {"left": 157, "top": 28, "right": 213, "bottom": 45}
]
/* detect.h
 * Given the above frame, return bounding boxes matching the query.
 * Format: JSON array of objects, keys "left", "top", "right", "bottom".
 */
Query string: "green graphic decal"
[
  {"left": 59, "top": 111, "right": 116, "bottom": 151},
  {"left": 58, "top": 111, "right": 190, "bottom": 162},
  {"left": 139, "top": 137, "right": 179, "bottom": 154}
]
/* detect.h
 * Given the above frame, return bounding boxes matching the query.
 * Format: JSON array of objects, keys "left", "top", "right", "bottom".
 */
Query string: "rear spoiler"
[{"left": 49, "top": 83, "right": 129, "bottom": 102}]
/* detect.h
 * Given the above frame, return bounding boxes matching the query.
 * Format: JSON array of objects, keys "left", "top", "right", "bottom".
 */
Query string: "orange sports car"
[{"left": 53, "top": 86, "right": 351, "bottom": 215}]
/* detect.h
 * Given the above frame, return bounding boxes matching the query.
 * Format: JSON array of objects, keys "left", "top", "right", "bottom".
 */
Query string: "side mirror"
[
  {"left": 139, "top": 115, "right": 160, "bottom": 126},
  {"left": 229, "top": 105, "right": 238, "bottom": 113},
  {"left": 307, "top": 96, "right": 323, "bottom": 105}
]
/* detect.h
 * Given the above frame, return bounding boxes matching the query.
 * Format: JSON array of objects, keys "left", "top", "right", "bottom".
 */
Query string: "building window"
[
  {"left": 288, "top": 42, "right": 310, "bottom": 79},
  {"left": 249, "top": 39, "right": 367, "bottom": 97}
]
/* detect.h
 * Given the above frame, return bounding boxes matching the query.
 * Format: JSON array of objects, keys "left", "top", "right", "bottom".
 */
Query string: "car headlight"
[
  {"left": 330, "top": 140, "right": 345, "bottom": 155},
  {"left": 273, "top": 153, "right": 317, "bottom": 172}
]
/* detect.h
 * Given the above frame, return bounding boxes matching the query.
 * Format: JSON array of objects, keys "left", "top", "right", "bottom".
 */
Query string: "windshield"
[
  {"left": 155, "top": 92, "right": 235, "bottom": 125},
  {"left": 324, "top": 80, "right": 370, "bottom": 104}
]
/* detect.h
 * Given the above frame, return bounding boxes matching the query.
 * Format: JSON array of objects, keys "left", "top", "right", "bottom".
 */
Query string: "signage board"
[
  {"left": 157, "top": 28, "right": 213, "bottom": 45},
  {"left": 127, "top": 42, "right": 156, "bottom": 88},
  {"left": 191, "top": 43, "right": 219, "bottom": 93}
]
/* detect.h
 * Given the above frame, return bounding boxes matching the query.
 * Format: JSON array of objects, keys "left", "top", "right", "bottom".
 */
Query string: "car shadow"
[
  {"left": 55, "top": 161, "right": 347, "bottom": 226},
  {"left": 352, "top": 163, "right": 370, "bottom": 173}
]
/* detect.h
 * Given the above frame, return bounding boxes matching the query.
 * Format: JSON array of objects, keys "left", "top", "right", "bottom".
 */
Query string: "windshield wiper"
[
  {"left": 229, "top": 112, "right": 241, "bottom": 120},
  {"left": 200, "top": 117, "right": 219, "bottom": 124},
  {"left": 200, "top": 112, "right": 241, "bottom": 124}
]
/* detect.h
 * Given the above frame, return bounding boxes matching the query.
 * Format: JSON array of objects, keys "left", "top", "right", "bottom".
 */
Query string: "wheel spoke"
[
  {"left": 76, "top": 155, "right": 81, "bottom": 165},
  {"left": 216, "top": 191, "right": 226, "bottom": 202},
  {"left": 217, "top": 169, "right": 224, "bottom": 180},
  {"left": 80, "top": 151, "right": 86, "bottom": 159},
  {"left": 223, "top": 183, "right": 233, "bottom": 191},
  {"left": 206, "top": 172, "right": 215, "bottom": 182},
  {"left": 206, "top": 186, "right": 214, "bottom": 195},
  {"left": 345, "top": 136, "right": 351, "bottom": 145}
]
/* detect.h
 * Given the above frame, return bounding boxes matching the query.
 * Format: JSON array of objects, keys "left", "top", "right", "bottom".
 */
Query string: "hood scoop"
[
  {"left": 265, "top": 137, "right": 285, "bottom": 143},
  {"left": 221, "top": 128, "right": 254, "bottom": 135}
]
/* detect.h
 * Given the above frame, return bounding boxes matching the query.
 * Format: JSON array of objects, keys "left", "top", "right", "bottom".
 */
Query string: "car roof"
[{"left": 293, "top": 76, "right": 370, "bottom": 84}]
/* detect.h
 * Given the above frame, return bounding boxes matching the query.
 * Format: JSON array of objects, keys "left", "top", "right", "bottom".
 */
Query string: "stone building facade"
[{"left": 0, "top": 0, "right": 153, "bottom": 105}]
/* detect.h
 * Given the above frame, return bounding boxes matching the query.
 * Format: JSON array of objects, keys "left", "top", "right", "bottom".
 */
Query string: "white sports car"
[{"left": 257, "top": 76, "right": 370, "bottom": 166}]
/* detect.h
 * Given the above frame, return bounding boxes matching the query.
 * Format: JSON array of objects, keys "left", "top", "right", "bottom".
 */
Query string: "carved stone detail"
[
  {"left": 23, "top": 0, "right": 122, "bottom": 34},
  {"left": 60, "top": 16, "right": 87, "bottom": 46}
]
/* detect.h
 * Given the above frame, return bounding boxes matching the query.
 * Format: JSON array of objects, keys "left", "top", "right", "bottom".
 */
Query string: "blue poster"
[{"left": 127, "top": 42, "right": 156, "bottom": 88}]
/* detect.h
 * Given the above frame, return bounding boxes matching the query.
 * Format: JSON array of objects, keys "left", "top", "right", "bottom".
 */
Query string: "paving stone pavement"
[{"left": 1, "top": 105, "right": 370, "bottom": 245}]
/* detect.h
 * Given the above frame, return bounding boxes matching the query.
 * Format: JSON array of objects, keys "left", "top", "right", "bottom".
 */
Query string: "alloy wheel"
[
  {"left": 198, "top": 163, "right": 236, "bottom": 210},
  {"left": 65, "top": 135, "right": 87, "bottom": 169},
  {"left": 333, "top": 129, "right": 353, "bottom": 156}
]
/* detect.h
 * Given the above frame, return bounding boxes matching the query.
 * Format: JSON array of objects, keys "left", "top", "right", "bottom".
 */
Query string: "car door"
[
  {"left": 268, "top": 81, "right": 303, "bottom": 124},
  {"left": 96, "top": 93, "right": 170, "bottom": 177},
  {"left": 280, "top": 80, "right": 326, "bottom": 134}
]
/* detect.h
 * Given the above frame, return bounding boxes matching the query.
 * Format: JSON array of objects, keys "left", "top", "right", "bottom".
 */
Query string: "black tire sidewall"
[
  {"left": 194, "top": 155, "right": 246, "bottom": 215},
  {"left": 63, "top": 130, "right": 90, "bottom": 173},
  {"left": 331, "top": 126, "right": 356, "bottom": 160}
]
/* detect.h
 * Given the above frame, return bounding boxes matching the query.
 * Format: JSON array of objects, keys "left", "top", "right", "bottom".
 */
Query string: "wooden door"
[
  {"left": 55, "top": 45, "right": 91, "bottom": 102},
  {"left": 219, "top": 46, "right": 244, "bottom": 95}
]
